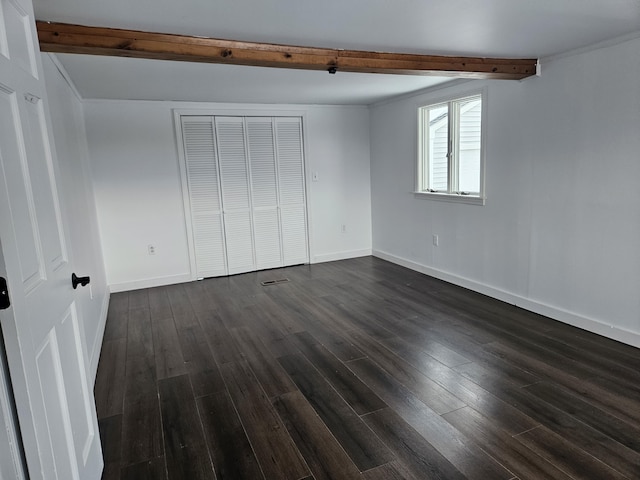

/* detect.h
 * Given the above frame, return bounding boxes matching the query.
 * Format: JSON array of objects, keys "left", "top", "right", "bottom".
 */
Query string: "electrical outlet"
[
  {"left": 148, "top": 244, "right": 156, "bottom": 255},
  {"left": 432, "top": 234, "right": 439, "bottom": 246}
]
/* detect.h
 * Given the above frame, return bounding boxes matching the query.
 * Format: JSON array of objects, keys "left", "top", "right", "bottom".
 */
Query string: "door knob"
[
  {"left": 71, "top": 273, "right": 90, "bottom": 289},
  {"left": 0, "top": 277, "right": 9, "bottom": 310}
]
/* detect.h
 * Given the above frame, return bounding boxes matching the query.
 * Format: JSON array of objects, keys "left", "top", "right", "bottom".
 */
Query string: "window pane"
[
  {"left": 457, "top": 97, "right": 482, "bottom": 193},
  {"left": 427, "top": 104, "right": 448, "bottom": 191}
]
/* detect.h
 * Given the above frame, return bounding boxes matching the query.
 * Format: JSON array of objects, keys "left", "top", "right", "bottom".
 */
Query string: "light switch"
[{"left": 312, "top": 172, "right": 319, "bottom": 182}]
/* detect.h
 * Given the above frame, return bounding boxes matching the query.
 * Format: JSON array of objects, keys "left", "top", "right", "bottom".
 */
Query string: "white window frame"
[{"left": 416, "top": 89, "right": 487, "bottom": 205}]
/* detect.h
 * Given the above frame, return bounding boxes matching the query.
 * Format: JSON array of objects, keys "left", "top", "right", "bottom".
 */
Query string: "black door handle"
[
  {"left": 72, "top": 273, "right": 90, "bottom": 289},
  {"left": 0, "top": 277, "right": 9, "bottom": 310}
]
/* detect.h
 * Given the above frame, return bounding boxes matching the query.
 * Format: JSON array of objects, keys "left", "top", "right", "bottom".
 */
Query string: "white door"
[
  {"left": 215, "top": 117, "right": 256, "bottom": 275},
  {"left": 181, "top": 116, "right": 227, "bottom": 278},
  {"left": 0, "top": 241, "right": 26, "bottom": 480},
  {"left": 246, "top": 117, "right": 283, "bottom": 270},
  {"left": 0, "top": 0, "right": 103, "bottom": 478},
  {"left": 275, "top": 117, "right": 309, "bottom": 265},
  {"left": 179, "top": 114, "right": 309, "bottom": 277}
]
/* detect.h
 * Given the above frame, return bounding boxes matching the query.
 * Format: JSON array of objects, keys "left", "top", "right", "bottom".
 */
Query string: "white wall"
[
  {"left": 370, "top": 36, "right": 640, "bottom": 348},
  {"left": 304, "top": 108, "right": 372, "bottom": 262},
  {"left": 42, "top": 55, "right": 109, "bottom": 379},
  {"left": 84, "top": 101, "right": 372, "bottom": 291}
]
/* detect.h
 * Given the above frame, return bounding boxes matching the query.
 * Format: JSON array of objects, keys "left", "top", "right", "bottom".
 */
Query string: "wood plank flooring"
[{"left": 95, "top": 257, "right": 640, "bottom": 479}]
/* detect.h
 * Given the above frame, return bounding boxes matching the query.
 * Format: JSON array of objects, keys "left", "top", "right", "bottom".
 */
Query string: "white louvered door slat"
[
  {"left": 280, "top": 204, "right": 308, "bottom": 263},
  {"left": 250, "top": 209, "right": 282, "bottom": 268},
  {"left": 222, "top": 210, "right": 254, "bottom": 274},
  {"left": 216, "top": 117, "right": 250, "bottom": 210},
  {"left": 215, "top": 116, "right": 255, "bottom": 274},
  {"left": 275, "top": 117, "right": 309, "bottom": 265},
  {"left": 247, "top": 117, "right": 283, "bottom": 269},
  {"left": 247, "top": 118, "right": 278, "bottom": 207},
  {"left": 181, "top": 116, "right": 227, "bottom": 277}
]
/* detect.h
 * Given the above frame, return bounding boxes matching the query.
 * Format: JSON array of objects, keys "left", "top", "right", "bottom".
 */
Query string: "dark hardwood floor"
[{"left": 95, "top": 256, "right": 640, "bottom": 480}]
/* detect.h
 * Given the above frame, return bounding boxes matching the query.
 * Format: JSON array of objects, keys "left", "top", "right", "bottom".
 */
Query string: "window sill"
[{"left": 413, "top": 191, "right": 486, "bottom": 205}]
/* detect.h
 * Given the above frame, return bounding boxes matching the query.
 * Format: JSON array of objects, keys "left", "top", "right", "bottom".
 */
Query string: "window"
[{"left": 417, "top": 92, "right": 485, "bottom": 204}]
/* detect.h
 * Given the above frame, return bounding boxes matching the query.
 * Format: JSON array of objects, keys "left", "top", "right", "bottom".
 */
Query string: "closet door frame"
[{"left": 174, "top": 108, "right": 313, "bottom": 280}]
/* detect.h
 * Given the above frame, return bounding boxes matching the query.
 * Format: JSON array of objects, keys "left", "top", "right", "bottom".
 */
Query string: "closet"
[{"left": 178, "top": 115, "right": 308, "bottom": 278}]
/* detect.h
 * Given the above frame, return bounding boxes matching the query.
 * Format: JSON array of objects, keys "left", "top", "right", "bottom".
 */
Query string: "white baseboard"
[
  {"left": 312, "top": 248, "right": 372, "bottom": 264},
  {"left": 108, "top": 273, "right": 193, "bottom": 293},
  {"left": 373, "top": 249, "right": 640, "bottom": 349},
  {"left": 89, "top": 289, "right": 111, "bottom": 385}
]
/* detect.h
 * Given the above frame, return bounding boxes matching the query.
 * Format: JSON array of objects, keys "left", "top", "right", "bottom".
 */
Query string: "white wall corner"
[
  {"left": 373, "top": 249, "right": 640, "bottom": 350},
  {"left": 45, "top": 53, "right": 83, "bottom": 101}
]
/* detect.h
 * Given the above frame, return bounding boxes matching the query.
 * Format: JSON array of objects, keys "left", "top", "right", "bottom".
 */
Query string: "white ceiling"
[
  {"left": 50, "top": 54, "right": 453, "bottom": 105},
  {"left": 34, "top": 0, "right": 640, "bottom": 104}
]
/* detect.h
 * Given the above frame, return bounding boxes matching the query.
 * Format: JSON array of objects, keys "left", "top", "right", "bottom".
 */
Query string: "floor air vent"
[{"left": 261, "top": 278, "right": 290, "bottom": 286}]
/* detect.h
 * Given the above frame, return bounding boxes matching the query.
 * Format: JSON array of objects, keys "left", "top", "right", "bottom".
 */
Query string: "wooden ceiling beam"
[{"left": 36, "top": 21, "right": 537, "bottom": 80}]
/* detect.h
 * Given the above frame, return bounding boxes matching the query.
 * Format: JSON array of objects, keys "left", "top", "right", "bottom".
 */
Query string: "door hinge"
[{"left": 0, "top": 277, "right": 10, "bottom": 310}]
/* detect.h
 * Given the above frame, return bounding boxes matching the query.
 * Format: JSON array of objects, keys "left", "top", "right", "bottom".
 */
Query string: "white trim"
[
  {"left": 373, "top": 249, "right": 640, "bottom": 349},
  {"left": 89, "top": 289, "right": 110, "bottom": 385},
  {"left": 541, "top": 29, "right": 640, "bottom": 65},
  {"left": 413, "top": 191, "right": 485, "bottom": 205},
  {"left": 174, "top": 107, "right": 310, "bottom": 118},
  {"left": 108, "top": 273, "right": 193, "bottom": 293},
  {"left": 172, "top": 111, "right": 199, "bottom": 281},
  {"left": 416, "top": 87, "right": 487, "bottom": 203},
  {"left": 312, "top": 248, "right": 372, "bottom": 264},
  {"left": 298, "top": 114, "right": 314, "bottom": 264}
]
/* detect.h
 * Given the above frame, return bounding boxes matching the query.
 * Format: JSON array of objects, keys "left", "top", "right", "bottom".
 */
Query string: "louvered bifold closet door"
[
  {"left": 275, "top": 117, "right": 309, "bottom": 264},
  {"left": 181, "top": 116, "right": 227, "bottom": 277},
  {"left": 215, "top": 117, "right": 256, "bottom": 275},
  {"left": 246, "top": 118, "right": 283, "bottom": 270}
]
